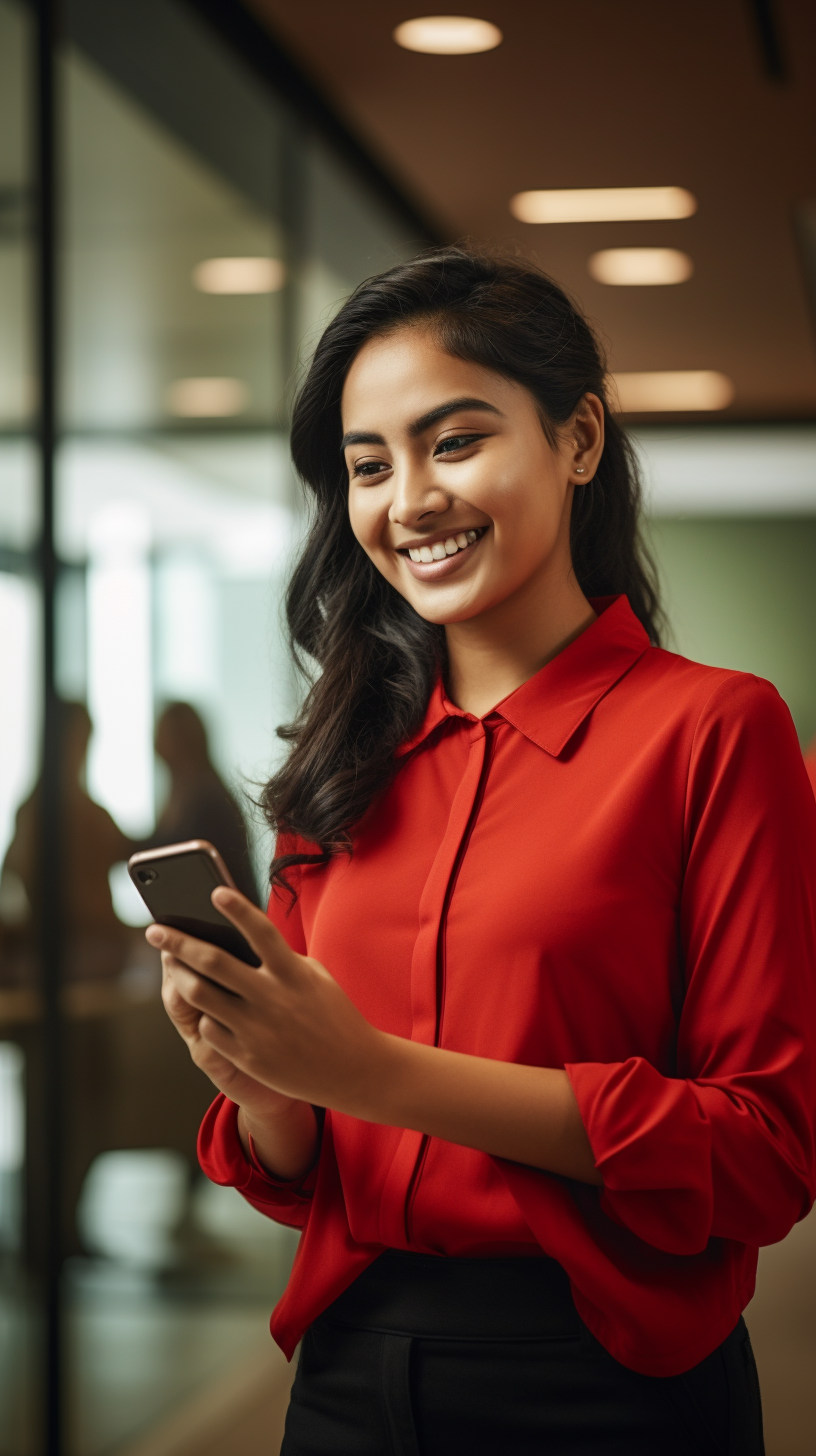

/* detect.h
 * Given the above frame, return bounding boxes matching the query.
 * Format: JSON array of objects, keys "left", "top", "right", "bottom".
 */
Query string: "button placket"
[{"left": 377, "top": 723, "right": 490, "bottom": 1246}]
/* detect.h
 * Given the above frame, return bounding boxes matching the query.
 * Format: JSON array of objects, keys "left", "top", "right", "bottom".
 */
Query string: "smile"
[
  {"left": 397, "top": 526, "right": 487, "bottom": 581},
  {"left": 400, "top": 528, "right": 484, "bottom": 563}
]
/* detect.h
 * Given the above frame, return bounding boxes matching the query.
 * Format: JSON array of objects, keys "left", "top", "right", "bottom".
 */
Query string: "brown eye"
[
  {"left": 352, "top": 458, "right": 388, "bottom": 480},
  {"left": 434, "top": 434, "right": 482, "bottom": 456}
]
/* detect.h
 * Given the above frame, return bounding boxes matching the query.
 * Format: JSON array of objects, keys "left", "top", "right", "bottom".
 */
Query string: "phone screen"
[{"left": 128, "top": 841, "right": 260, "bottom": 967}]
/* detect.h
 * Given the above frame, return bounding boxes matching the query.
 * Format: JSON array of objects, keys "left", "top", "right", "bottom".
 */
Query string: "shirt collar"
[{"left": 396, "top": 595, "right": 650, "bottom": 760}]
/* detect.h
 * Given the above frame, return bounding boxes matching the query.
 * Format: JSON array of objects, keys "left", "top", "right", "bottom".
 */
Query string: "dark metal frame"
[{"left": 33, "top": 0, "right": 64, "bottom": 1450}]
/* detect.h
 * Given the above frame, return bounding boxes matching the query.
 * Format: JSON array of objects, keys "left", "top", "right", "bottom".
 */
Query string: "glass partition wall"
[{"left": 0, "top": 3, "right": 428, "bottom": 1451}]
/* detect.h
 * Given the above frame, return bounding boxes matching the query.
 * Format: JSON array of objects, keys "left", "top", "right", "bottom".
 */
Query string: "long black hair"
[{"left": 263, "top": 247, "right": 661, "bottom": 893}]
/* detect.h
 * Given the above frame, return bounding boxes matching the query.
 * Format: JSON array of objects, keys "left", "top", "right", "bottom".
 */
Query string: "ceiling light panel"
[
  {"left": 589, "top": 248, "right": 693, "bottom": 286},
  {"left": 510, "top": 187, "right": 697, "bottom": 224},
  {"left": 611, "top": 371, "right": 734, "bottom": 412},
  {"left": 394, "top": 16, "right": 502, "bottom": 54},
  {"left": 166, "top": 378, "right": 249, "bottom": 418},
  {"left": 193, "top": 257, "right": 286, "bottom": 294}
]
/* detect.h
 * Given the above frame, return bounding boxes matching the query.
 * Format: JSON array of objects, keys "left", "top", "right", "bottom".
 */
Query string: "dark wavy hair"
[{"left": 263, "top": 247, "right": 661, "bottom": 893}]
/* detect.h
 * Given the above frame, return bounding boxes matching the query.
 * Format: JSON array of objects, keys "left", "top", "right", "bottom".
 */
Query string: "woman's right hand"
[
  {"left": 161, "top": 952, "right": 295, "bottom": 1119},
  {"left": 159, "top": 941, "right": 321, "bottom": 1180}
]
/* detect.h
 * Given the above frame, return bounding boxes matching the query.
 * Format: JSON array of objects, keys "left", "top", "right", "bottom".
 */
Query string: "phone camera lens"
[{"left": 137, "top": 868, "right": 158, "bottom": 885}]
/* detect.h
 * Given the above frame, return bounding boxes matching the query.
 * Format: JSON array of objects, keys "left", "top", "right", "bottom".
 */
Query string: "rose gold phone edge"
[{"left": 127, "top": 839, "right": 238, "bottom": 888}]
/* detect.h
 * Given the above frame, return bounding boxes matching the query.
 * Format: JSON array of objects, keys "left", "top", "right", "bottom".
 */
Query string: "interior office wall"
[{"left": 649, "top": 517, "right": 816, "bottom": 749}]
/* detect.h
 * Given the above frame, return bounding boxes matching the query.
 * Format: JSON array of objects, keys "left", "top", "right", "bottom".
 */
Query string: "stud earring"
[{"left": 575, "top": 467, "right": 586, "bottom": 474}]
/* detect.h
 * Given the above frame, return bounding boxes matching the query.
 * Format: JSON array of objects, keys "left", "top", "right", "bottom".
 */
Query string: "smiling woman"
[
  {"left": 157, "top": 248, "right": 816, "bottom": 1455},
  {"left": 265, "top": 249, "right": 660, "bottom": 867}
]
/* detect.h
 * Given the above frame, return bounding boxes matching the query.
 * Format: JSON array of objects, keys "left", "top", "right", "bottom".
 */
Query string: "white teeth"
[{"left": 406, "top": 529, "right": 482, "bottom": 564}]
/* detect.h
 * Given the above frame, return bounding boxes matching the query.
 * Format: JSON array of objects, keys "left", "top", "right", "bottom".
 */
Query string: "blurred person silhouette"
[
  {"left": 0, "top": 700, "right": 132, "bottom": 984},
  {"left": 147, "top": 702, "right": 257, "bottom": 903},
  {"left": 0, "top": 704, "right": 218, "bottom": 1266}
]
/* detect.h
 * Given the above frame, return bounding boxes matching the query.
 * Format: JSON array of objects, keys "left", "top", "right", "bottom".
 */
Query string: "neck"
[{"left": 444, "top": 566, "right": 596, "bottom": 719}]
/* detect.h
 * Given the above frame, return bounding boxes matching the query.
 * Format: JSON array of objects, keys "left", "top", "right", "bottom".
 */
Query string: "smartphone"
[{"left": 128, "top": 840, "right": 260, "bottom": 967}]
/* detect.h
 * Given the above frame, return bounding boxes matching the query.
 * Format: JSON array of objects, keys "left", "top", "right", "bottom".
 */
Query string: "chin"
[{"left": 408, "top": 593, "right": 486, "bottom": 627}]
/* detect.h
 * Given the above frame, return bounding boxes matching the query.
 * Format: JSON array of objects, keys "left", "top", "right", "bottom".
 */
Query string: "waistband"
[{"left": 321, "top": 1251, "right": 582, "bottom": 1342}]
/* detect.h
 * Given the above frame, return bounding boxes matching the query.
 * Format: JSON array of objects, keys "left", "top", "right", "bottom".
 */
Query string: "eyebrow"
[{"left": 340, "top": 397, "right": 504, "bottom": 454}]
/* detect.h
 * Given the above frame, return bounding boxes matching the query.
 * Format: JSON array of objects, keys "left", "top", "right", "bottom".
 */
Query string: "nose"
[{"left": 388, "top": 456, "right": 450, "bottom": 529}]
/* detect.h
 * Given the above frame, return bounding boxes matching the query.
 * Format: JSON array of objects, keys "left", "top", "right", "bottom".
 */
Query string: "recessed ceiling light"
[
  {"left": 611, "top": 371, "right": 734, "bottom": 412},
  {"left": 589, "top": 248, "right": 693, "bottom": 286},
  {"left": 166, "top": 378, "right": 249, "bottom": 418},
  {"left": 193, "top": 257, "right": 286, "bottom": 294},
  {"left": 510, "top": 187, "right": 697, "bottom": 224},
  {"left": 394, "top": 15, "right": 502, "bottom": 54}
]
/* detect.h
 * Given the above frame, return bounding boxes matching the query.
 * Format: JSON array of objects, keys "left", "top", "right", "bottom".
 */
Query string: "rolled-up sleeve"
[
  {"left": 567, "top": 675, "right": 816, "bottom": 1255},
  {"left": 197, "top": 1095, "right": 317, "bottom": 1228}
]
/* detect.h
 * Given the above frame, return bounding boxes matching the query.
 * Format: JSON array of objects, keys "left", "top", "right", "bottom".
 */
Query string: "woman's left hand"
[{"left": 146, "top": 887, "right": 386, "bottom": 1113}]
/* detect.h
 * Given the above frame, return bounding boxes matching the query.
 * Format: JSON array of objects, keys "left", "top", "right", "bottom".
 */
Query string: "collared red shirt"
[{"left": 199, "top": 596, "right": 816, "bottom": 1375}]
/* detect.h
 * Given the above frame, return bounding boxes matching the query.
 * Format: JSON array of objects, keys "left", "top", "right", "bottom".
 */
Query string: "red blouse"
[{"left": 199, "top": 596, "right": 816, "bottom": 1376}]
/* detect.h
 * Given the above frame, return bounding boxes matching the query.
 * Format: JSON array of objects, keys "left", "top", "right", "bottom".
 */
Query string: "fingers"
[
  {"left": 166, "top": 959, "right": 239, "bottom": 1032},
  {"left": 210, "top": 887, "right": 296, "bottom": 975},
  {"left": 154, "top": 943, "right": 250, "bottom": 1094},
  {"left": 197, "top": 1013, "right": 237, "bottom": 1057},
  {"left": 161, "top": 957, "right": 201, "bottom": 1036},
  {"left": 145, "top": 922, "right": 248, "bottom": 994}
]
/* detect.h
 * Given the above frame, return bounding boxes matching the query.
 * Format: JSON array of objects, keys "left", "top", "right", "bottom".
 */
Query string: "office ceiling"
[{"left": 246, "top": 0, "right": 816, "bottom": 423}]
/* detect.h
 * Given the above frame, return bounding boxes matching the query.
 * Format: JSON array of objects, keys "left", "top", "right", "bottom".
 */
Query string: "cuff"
[
  {"left": 566, "top": 1058, "right": 713, "bottom": 1255},
  {"left": 198, "top": 1094, "right": 318, "bottom": 1206}
]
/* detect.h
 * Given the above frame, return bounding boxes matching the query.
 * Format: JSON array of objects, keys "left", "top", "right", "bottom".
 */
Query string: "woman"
[{"left": 149, "top": 250, "right": 816, "bottom": 1454}]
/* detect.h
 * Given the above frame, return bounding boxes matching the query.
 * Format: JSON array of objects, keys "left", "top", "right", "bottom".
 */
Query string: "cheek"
[
  {"left": 347, "top": 493, "right": 376, "bottom": 552},
  {"left": 348, "top": 495, "right": 396, "bottom": 571},
  {"left": 486, "top": 466, "right": 563, "bottom": 554}
]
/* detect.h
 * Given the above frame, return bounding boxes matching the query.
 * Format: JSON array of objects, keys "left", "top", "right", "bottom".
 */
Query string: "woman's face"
[{"left": 342, "top": 326, "right": 602, "bottom": 628}]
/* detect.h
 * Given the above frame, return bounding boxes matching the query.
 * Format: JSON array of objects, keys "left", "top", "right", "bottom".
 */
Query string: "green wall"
[{"left": 646, "top": 518, "right": 816, "bottom": 750}]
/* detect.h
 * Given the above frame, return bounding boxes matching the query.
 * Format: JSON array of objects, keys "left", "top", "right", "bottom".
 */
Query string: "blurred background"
[{"left": 1, "top": 2, "right": 814, "bottom": 1453}]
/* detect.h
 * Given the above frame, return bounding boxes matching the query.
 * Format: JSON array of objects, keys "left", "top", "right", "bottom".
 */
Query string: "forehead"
[{"left": 340, "top": 326, "right": 519, "bottom": 431}]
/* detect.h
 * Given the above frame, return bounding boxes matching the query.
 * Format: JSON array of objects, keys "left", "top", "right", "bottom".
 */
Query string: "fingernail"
[{"left": 145, "top": 925, "right": 165, "bottom": 947}]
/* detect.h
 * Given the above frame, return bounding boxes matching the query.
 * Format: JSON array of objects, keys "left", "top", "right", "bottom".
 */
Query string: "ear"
[{"left": 570, "top": 394, "right": 605, "bottom": 483}]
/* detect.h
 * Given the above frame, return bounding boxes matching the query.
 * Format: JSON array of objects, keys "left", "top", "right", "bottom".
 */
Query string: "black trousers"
[{"left": 281, "top": 1252, "right": 764, "bottom": 1456}]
